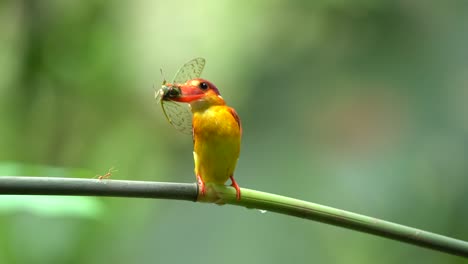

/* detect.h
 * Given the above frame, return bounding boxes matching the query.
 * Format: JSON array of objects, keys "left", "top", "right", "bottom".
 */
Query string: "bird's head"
[{"left": 167, "top": 78, "right": 225, "bottom": 110}]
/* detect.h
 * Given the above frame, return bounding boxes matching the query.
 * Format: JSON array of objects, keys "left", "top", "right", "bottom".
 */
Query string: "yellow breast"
[{"left": 192, "top": 106, "right": 241, "bottom": 184}]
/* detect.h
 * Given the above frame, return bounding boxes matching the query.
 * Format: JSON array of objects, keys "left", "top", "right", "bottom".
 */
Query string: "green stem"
[
  {"left": 199, "top": 183, "right": 468, "bottom": 258},
  {"left": 0, "top": 177, "right": 467, "bottom": 258}
]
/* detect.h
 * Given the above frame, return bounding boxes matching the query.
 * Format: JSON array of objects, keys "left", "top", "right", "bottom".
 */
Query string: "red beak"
[{"left": 172, "top": 84, "right": 205, "bottom": 103}]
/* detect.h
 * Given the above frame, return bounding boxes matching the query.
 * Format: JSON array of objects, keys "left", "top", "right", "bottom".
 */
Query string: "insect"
[
  {"left": 155, "top": 58, "right": 206, "bottom": 135},
  {"left": 95, "top": 167, "right": 117, "bottom": 180}
]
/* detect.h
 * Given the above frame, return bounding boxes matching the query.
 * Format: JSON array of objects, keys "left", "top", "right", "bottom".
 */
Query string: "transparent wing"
[
  {"left": 160, "top": 99, "right": 193, "bottom": 135},
  {"left": 172, "top": 57, "right": 206, "bottom": 84},
  {"left": 157, "top": 57, "right": 205, "bottom": 135}
]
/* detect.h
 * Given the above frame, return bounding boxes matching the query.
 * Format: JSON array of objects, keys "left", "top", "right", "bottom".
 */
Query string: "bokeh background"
[{"left": 1, "top": 1, "right": 467, "bottom": 263}]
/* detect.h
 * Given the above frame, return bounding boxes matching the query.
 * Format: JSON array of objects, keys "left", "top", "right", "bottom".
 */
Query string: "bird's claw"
[
  {"left": 197, "top": 174, "right": 206, "bottom": 196},
  {"left": 230, "top": 176, "right": 241, "bottom": 200}
]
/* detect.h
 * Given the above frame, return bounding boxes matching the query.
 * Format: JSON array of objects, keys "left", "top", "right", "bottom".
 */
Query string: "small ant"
[{"left": 95, "top": 167, "right": 117, "bottom": 180}]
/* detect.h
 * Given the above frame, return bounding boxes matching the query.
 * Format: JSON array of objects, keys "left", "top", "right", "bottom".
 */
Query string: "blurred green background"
[{"left": 1, "top": 1, "right": 467, "bottom": 263}]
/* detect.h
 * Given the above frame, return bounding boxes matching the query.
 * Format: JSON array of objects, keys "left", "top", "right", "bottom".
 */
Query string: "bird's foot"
[
  {"left": 230, "top": 176, "right": 241, "bottom": 200},
  {"left": 197, "top": 174, "right": 206, "bottom": 196}
]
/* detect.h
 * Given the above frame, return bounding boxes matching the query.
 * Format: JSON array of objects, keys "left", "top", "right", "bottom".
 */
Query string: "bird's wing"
[{"left": 228, "top": 107, "right": 242, "bottom": 135}]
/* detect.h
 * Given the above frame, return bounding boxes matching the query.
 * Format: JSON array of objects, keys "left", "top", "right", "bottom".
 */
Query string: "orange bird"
[{"left": 156, "top": 58, "right": 242, "bottom": 200}]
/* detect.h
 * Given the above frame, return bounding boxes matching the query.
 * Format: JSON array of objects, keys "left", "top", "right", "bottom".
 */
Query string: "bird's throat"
[{"left": 190, "top": 95, "right": 226, "bottom": 113}]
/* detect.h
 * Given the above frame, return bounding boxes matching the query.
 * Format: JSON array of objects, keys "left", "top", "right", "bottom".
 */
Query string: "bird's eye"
[{"left": 199, "top": 82, "right": 209, "bottom": 90}]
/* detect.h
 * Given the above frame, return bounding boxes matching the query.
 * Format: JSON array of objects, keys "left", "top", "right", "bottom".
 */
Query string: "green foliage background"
[{"left": 1, "top": 1, "right": 467, "bottom": 263}]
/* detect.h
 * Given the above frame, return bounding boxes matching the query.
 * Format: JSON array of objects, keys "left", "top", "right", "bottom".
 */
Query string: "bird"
[{"left": 157, "top": 58, "right": 242, "bottom": 200}]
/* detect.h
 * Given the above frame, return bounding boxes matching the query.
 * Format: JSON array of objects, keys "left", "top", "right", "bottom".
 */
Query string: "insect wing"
[
  {"left": 159, "top": 57, "right": 205, "bottom": 135},
  {"left": 155, "top": 84, "right": 191, "bottom": 134},
  {"left": 160, "top": 99, "right": 193, "bottom": 135},
  {"left": 172, "top": 57, "right": 206, "bottom": 84}
]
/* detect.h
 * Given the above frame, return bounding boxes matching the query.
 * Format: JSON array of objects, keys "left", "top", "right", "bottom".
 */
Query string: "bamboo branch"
[
  {"left": 0, "top": 176, "right": 467, "bottom": 258},
  {"left": 0, "top": 176, "right": 198, "bottom": 201}
]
